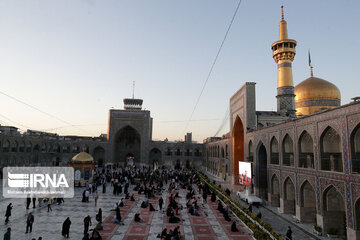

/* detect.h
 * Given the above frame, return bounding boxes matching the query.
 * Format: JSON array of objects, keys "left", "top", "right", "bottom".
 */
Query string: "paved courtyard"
[{"left": 0, "top": 182, "right": 253, "bottom": 240}]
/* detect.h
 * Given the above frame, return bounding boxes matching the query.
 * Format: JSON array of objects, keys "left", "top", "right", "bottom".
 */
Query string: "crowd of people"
[{"left": 3, "top": 164, "right": 246, "bottom": 240}]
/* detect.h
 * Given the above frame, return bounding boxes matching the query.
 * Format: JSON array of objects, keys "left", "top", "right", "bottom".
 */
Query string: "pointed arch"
[
  {"left": 282, "top": 134, "right": 294, "bottom": 166},
  {"left": 322, "top": 185, "right": 345, "bottom": 235},
  {"left": 248, "top": 140, "right": 253, "bottom": 162},
  {"left": 320, "top": 126, "right": 342, "bottom": 172},
  {"left": 257, "top": 141, "right": 268, "bottom": 199},
  {"left": 232, "top": 116, "right": 244, "bottom": 183},
  {"left": 270, "top": 136, "right": 279, "bottom": 164},
  {"left": 298, "top": 131, "right": 314, "bottom": 168},
  {"left": 355, "top": 197, "right": 360, "bottom": 230},
  {"left": 283, "top": 177, "right": 296, "bottom": 214},
  {"left": 350, "top": 123, "right": 360, "bottom": 173},
  {"left": 270, "top": 174, "right": 280, "bottom": 207}
]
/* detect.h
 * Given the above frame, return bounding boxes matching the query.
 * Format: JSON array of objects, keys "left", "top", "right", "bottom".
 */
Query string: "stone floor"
[{"left": 0, "top": 183, "right": 254, "bottom": 240}]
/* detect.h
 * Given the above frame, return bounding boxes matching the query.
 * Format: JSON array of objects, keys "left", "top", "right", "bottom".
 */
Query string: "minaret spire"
[
  {"left": 308, "top": 50, "right": 314, "bottom": 78},
  {"left": 132, "top": 81, "right": 135, "bottom": 99},
  {"left": 272, "top": 6, "right": 297, "bottom": 117}
]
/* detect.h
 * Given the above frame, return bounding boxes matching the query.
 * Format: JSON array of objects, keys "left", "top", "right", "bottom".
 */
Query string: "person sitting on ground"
[
  {"left": 91, "top": 228, "right": 102, "bottom": 240},
  {"left": 169, "top": 214, "right": 181, "bottom": 223},
  {"left": 130, "top": 194, "right": 135, "bottom": 201},
  {"left": 111, "top": 203, "right": 119, "bottom": 211},
  {"left": 231, "top": 221, "right": 239, "bottom": 232},
  {"left": 193, "top": 207, "right": 200, "bottom": 216},
  {"left": 125, "top": 193, "right": 130, "bottom": 199},
  {"left": 134, "top": 213, "right": 143, "bottom": 222},
  {"left": 211, "top": 192, "right": 216, "bottom": 202},
  {"left": 95, "top": 222, "right": 103, "bottom": 231},
  {"left": 141, "top": 200, "right": 149, "bottom": 208},
  {"left": 149, "top": 203, "right": 156, "bottom": 211},
  {"left": 166, "top": 207, "right": 173, "bottom": 217},
  {"left": 223, "top": 211, "right": 231, "bottom": 222},
  {"left": 113, "top": 215, "right": 120, "bottom": 224},
  {"left": 172, "top": 226, "right": 181, "bottom": 240},
  {"left": 160, "top": 228, "right": 168, "bottom": 239},
  {"left": 119, "top": 198, "right": 124, "bottom": 207},
  {"left": 217, "top": 201, "right": 224, "bottom": 213}
]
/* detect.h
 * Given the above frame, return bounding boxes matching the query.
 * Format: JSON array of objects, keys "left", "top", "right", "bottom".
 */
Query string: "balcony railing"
[
  {"left": 352, "top": 157, "right": 360, "bottom": 173},
  {"left": 270, "top": 153, "right": 279, "bottom": 165},
  {"left": 321, "top": 153, "right": 343, "bottom": 172},
  {"left": 283, "top": 153, "right": 294, "bottom": 166},
  {"left": 298, "top": 153, "right": 314, "bottom": 169}
]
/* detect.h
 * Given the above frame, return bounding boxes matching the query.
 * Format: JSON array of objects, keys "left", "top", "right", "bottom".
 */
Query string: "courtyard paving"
[{"left": 0, "top": 182, "right": 254, "bottom": 240}]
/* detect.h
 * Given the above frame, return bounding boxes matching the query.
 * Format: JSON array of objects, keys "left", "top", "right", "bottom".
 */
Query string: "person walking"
[
  {"left": 61, "top": 217, "right": 71, "bottom": 238},
  {"left": 85, "top": 190, "right": 90, "bottom": 202},
  {"left": 102, "top": 182, "right": 106, "bottom": 194},
  {"left": 25, "top": 212, "right": 34, "bottom": 233},
  {"left": 32, "top": 197, "right": 36, "bottom": 208},
  {"left": 158, "top": 197, "right": 164, "bottom": 211},
  {"left": 26, "top": 197, "right": 31, "bottom": 209},
  {"left": 94, "top": 191, "right": 99, "bottom": 207},
  {"left": 96, "top": 208, "right": 102, "bottom": 223},
  {"left": 83, "top": 215, "right": 92, "bottom": 235},
  {"left": 3, "top": 227, "right": 10, "bottom": 240},
  {"left": 47, "top": 198, "right": 53, "bottom": 212},
  {"left": 285, "top": 226, "right": 292, "bottom": 240},
  {"left": 5, "top": 203, "right": 12, "bottom": 224}
]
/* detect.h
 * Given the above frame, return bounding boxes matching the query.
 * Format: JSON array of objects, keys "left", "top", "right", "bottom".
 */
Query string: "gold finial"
[{"left": 281, "top": 5, "right": 284, "bottom": 21}]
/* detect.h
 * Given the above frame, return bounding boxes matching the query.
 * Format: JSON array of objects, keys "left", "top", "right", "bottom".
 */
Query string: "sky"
[{"left": 0, "top": 0, "right": 359, "bottom": 142}]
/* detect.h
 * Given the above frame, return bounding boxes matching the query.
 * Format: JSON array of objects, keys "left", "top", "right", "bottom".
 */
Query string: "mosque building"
[
  {"left": 203, "top": 7, "right": 360, "bottom": 239},
  {"left": 0, "top": 5, "right": 359, "bottom": 240}
]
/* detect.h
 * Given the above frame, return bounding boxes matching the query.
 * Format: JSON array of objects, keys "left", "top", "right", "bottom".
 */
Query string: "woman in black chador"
[{"left": 62, "top": 217, "right": 71, "bottom": 238}]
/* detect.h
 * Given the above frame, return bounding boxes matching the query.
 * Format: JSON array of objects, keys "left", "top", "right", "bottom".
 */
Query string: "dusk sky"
[{"left": 0, "top": 0, "right": 359, "bottom": 142}]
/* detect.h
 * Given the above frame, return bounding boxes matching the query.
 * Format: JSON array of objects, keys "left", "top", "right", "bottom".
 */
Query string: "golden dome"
[
  {"left": 295, "top": 77, "right": 341, "bottom": 116},
  {"left": 71, "top": 152, "right": 94, "bottom": 164}
]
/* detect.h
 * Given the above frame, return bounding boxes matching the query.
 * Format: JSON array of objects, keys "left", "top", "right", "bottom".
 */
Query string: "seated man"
[
  {"left": 141, "top": 200, "right": 149, "bottom": 208},
  {"left": 113, "top": 215, "right": 120, "bottom": 224},
  {"left": 231, "top": 221, "right": 239, "bottom": 232},
  {"left": 193, "top": 207, "right": 200, "bottom": 216},
  {"left": 169, "top": 215, "right": 181, "bottom": 223},
  {"left": 119, "top": 198, "right": 125, "bottom": 207},
  {"left": 134, "top": 213, "right": 143, "bottom": 222},
  {"left": 149, "top": 203, "right": 156, "bottom": 211},
  {"left": 130, "top": 194, "right": 136, "bottom": 201}
]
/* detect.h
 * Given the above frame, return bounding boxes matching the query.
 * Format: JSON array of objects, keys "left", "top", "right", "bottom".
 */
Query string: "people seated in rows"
[
  {"left": 231, "top": 221, "right": 239, "bottom": 232},
  {"left": 134, "top": 213, "right": 143, "bottom": 222}
]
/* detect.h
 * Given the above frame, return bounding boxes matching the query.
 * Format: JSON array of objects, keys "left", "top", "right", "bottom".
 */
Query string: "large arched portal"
[
  {"left": 93, "top": 146, "right": 105, "bottom": 167},
  {"left": 299, "top": 181, "right": 316, "bottom": 223},
  {"left": 149, "top": 148, "right": 162, "bottom": 170},
  {"left": 232, "top": 116, "right": 244, "bottom": 184},
  {"left": 258, "top": 143, "right": 268, "bottom": 200},
  {"left": 114, "top": 126, "right": 141, "bottom": 167}
]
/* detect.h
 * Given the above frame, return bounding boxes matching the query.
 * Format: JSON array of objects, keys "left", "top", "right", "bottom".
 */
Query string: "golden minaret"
[{"left": 272, "top": 6, "right": 297, "bottom": 116}]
